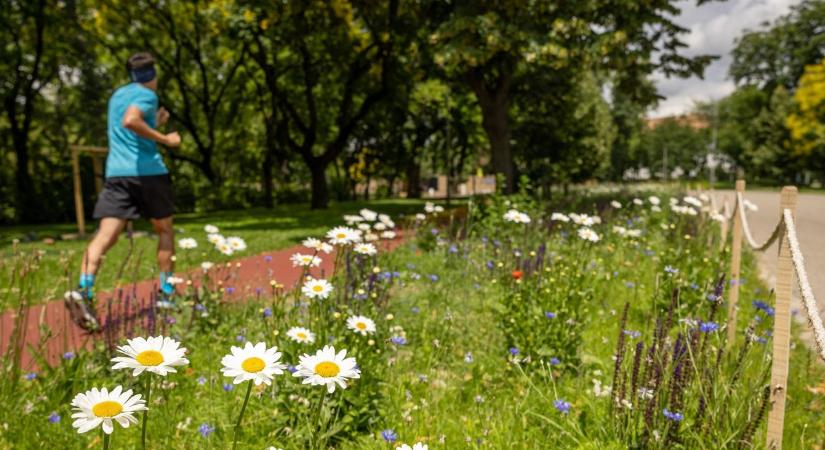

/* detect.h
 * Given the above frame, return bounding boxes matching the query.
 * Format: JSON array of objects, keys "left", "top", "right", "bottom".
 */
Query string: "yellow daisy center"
[
  {"left": 296, "top": 332, "right": 307, "bottom": 340},
  {"left": 356, "top": 322, "right": 367, "bottom": 330},
  {"left": 135, "top": 350, "right": 164, "bottom": 366},
  {"left": 241, "top": 357, "right": 266, "bottom": 373},
  {"left": 315, "top": 361, "right": 341, "bottom": 378},
  {"left": 336, "top": 233, "right": 346, "bottom": 239},
  {"left": 312, "top": 285, "right": 324, "bottom": 292},
  {"left": 92, "top": 401, "right": 123, "bottom": 418}
]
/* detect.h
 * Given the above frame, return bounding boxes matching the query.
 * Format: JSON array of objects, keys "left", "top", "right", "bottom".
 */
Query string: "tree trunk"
[
  {"left": 467, "top": 66, "right": 515, "bottom": 194},
  {"left": 12, "top": 135, "right": 36, "bottom": 221},
  {"left": 262, "top": 145, "right": 274, "bottom": 208},
  {"left": 406, "top": 159, "right": 421, "bottom": 198},
  {"left": 309, "top": 162, "right": 329, "bottom": 209}
]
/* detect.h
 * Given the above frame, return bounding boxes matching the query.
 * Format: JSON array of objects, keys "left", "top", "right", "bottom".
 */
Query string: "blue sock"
[
  {"left": 159, "top": 271, "right": 175, "bottom": 295},
  {"left": 78, "top": 273, "right": 95, "bottom": 299}
]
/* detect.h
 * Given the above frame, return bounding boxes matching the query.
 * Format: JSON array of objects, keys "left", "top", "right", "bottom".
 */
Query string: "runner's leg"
[
  {"left": 81, "top": 217, "right": 128, "bottom": 280},
  {"left": 151, "top": 216, "right": 175, "bottom": 297}
]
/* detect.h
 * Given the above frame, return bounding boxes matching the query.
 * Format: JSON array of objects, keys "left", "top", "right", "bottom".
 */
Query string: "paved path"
[
  {"left": 0, "top": 235, "right": 403, "bottom": 370},
  {"left": 715, "top": 190, "right": 825, "bottom": 338}
]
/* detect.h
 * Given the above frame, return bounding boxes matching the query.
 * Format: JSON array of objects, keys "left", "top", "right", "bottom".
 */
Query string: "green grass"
[
  {"left": 0, "top": 199, "right": 433, "bottom": 310},
  {"left": 1, "top": 192, "right": 822, "bottom": 449}
]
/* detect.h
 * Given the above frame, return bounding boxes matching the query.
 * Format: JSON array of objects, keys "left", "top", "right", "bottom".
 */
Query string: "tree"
[
  {"left": 0, "top": 0, "right": 65, "bottom": 221},
  {"left": 240, "top": 0, "right": 405, "bottom": 209},
  {"left": 730, "top": 0, "right": 825, "bottom": 91},
  {"left": 428, "top": 0, "right": 716, "bottom": 193},
  {"left": 787, "top": 58, "right": 825, "bottom": 184}
]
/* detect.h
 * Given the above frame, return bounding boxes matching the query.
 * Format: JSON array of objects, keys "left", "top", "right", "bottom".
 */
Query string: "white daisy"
[
  {"left": 632, "top": 198, "right": 643, "bottom": 206},
  {"left": 343, "top": 214, "right": 365, "bottom": 225},
  {"left": 326, "top": 226, "right": 362, "bottom": 245},
  {"left": 365, "top": 232, "right": 380, "bottom": 242},
  {"left": 424, "top": 202, "right": 435, "bottom": 213},
  {"left": 111, "top": 336, "right": 189, "bottom": 377},
  {"left": 433, "top": 205, "right": 444, "bottom": 213},
  {"left": 359, "top": 208, "right": 378, "bottom": 221},
  {"left": 613, "top": 226, "right": 627, "bottom": 236},
  {"left": 302, "top": 277, "right": 333, "bottom": 299},
  {"left": 396, "top": 444, "right": 428, "bottom": 450},
  {"left": 648, "top": 196, "right": 661, "bottom": 206},
  {"left": 626, "top": 229, "right": 643, "bottom": 238},
  {"left": 226, "top": 236, "right": 247, "bottom": 251},
  {"left": 178, "top": 238, "right": 198, "bottom": 249},
  {"left": 204, "top": 224, "right": 220, "bottom": 234},
  {"left": 373, "top": 222, "right": 387, "bottom": 231},
  {"left": 220, "top": 342, "right": 286, "bottom": 386},
  {"left": 683, "top": 196, "right": 703, "bottom": 207},
  {"left": 302, "top": 237, "right": 333, "bottom": 254},
  {"left": 201, "top": 261, "right": 214, "bottom": 271},
  {"left": 415, "top": 213, "right": 426, "bottom": 221},
  {"left": 551, "top": 212, "right": 570, "bottom": 222},
  {"left": 217, "top": 242, "right": 234, "bottom": 256},
  {"left": 357, "top": 223, "right": 371, "bottom": 232},
  {"left": 286, "top": 326, "right": 316, "bottom": 344},
  {"left": 292, "top": 345, "right": 360, "bottom": 393},
  {"left": 378, "top": 214, "right": 394, "bottom": 228},
  {"left": 353, "top": 243, "right": 377, "bottom": 256},
  {"left": 290, "top": 253, "right": 322, "bottom": 268},
  {"left": 346, "top": 315, "right": 376, "bottom": 336},
  {"left": 207, "top": 233, "right": 225, "bottom": 245},
  {"left": 610, "top": 200, "right": 622, "bottom": 209},
  {"left": 380, "top": 231, "right": 396, "bottom": 240},
  {"left": 71, "top": 386, "right": 147, "bottom": 434},
  {"left": 578, "top": 227, "right": 601, "bottom": 243}
]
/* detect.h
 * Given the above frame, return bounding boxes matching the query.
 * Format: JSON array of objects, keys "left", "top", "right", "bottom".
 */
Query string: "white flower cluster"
[{"left": 503, "top": 208, "right": 531, "bottom": 224}]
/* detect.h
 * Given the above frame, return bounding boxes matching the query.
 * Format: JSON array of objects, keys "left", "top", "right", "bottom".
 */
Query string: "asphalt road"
[{"left": 716, "top": 189, "right": 825, "bottom": 339}]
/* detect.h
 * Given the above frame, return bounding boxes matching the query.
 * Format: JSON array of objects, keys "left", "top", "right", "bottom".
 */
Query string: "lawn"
[
  {"left": 1, "top": 190, "right": 822, "bottom": 449},
  {"left": 0, "top": 199, "right": 434, "bottom": 311}
]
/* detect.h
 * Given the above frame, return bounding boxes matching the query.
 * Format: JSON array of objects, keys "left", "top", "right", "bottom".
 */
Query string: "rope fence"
[{"left": 708, "top": 180, "right": 825, "bottom": 450}]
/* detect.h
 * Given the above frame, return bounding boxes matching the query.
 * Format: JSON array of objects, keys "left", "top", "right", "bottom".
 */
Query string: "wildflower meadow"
[{"left": 1, "top": 188, "right": 823, "bottom": 449}]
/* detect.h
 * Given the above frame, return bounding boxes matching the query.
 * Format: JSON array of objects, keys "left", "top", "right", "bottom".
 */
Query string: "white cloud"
[{"left": 647, "top": 0, "right": 801, "bottom": 118}]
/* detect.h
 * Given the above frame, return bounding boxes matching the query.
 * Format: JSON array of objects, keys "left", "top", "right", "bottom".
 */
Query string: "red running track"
[{"left": 0, "top": 236, "right": 404, "bottom": 370}]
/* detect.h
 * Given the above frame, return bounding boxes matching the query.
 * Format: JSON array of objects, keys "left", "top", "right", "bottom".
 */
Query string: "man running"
[{"left": 65, "top": 52, "right": 181, "bottom": 330}]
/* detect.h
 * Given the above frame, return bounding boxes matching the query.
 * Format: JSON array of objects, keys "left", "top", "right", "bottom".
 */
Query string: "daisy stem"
[
  {"left": 232, "top": 381, "right": 253, "bottom": 450},
  {"left": 141, "top": 375, "right": 152, "bottom": 450},
  {"left": 102, "top": 432, "right": 110, "bottom": 450}
]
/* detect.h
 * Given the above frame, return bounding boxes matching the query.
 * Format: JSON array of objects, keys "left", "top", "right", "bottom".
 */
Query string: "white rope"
[
  {"left": 736, "top": 192, "right": 783, "bottom": 251},
  {"left": 782, "top": 209, "right": 825, "bottom": 363}
]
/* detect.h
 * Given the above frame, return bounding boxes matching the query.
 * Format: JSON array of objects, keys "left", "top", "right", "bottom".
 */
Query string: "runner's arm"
[{"left": 122, "top": 106, "right": 180, "bottom": 147}]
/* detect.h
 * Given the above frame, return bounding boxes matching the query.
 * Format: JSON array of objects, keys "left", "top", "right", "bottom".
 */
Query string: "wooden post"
[
  {"left": 71, "top": 147, "right": 86, "bottom": 237},
  {"left": 766, "top": 186, "right": 798, "bottom": 450},
  {"left": 726, "top": 179, "right": 745, "bottom": 344},
  {"left": 92, "top": 156, "right": 104, "bottom": 194}
]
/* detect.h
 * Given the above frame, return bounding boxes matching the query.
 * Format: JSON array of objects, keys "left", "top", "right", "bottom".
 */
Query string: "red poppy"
[{"left": 511, "top": 270, "right": 523, "bottom": 280}]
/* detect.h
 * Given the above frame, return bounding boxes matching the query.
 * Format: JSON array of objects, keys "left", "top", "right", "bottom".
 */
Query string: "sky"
[{"left": 648, "top": 0, "right": 801, "bottom": 118}]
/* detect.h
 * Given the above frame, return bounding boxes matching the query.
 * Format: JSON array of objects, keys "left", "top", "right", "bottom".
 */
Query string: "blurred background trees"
[{"left": 1, "top": 0, "right": 824, "bottom": 224}]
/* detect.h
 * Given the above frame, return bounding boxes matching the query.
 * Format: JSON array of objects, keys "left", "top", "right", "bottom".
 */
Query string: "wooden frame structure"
[{"left": 70, "top": 145, "right": 108, "bottom": 237}]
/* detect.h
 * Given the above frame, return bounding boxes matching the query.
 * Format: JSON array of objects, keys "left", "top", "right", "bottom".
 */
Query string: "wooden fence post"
[
  {"left": 726, "top": 179, "right": 745, "bottom": 344},
  {"left": 71, "top": 147, "right": 86, "bottom": 238},
  {"left": 766, "top": 186, "right": 798, "bottom": 450}
]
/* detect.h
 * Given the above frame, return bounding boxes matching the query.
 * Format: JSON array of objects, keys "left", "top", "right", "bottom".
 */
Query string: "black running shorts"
[{"left": 92, "top": 174, "right": 174, "bottom": 220}]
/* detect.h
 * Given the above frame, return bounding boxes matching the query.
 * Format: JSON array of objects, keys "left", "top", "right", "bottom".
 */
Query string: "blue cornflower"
[
  {"left": 225, "top": 286, "right": 235, "bottom": 294},
  {"left": 486, "top": 260, "right": 495, "bottom": 270},
  {"left": 223, "top": 383, "right": 234, "bottom": 392},
  {"left": 235, "top": 334, "right": 245, "bottom": 342},
  {"left": 644, "top": 249, "right": 655, "bottom": 256},
  {"left": 689, "top": 282, "right": 700, "bottom": 290},
  {"left": 262, "top": 307, "right": 273, "bottom": 318},
  {"left": 63, "top": 351, "right": 75, "bottom": 360},
  {"left": 264, "top": 255, "right": 273, "bottom": 262},
  {"left": 554, "top": 399, "right": 571, "bottom": 415},
  {"left": 195, "top": 303, "right": 206, "bottom": 312},
  {"left": 381, "top": 429, "right": 398, "bottom": 443},
  {"left": 699, "top": 321, "right": 719, "bottom": 333},
  {"left": 25, "top": 372, "right": 36, "bottom": 381},
  {"left": 197, "top": 376, "right": 206, "bottom": 385},
  {"left": 287, "top": 365, "right": 297, "bottom": 374},
  {"left": 623, "top": 330, "right": 641, "bottom": 339},
  {"left": 625, "top": 281, "right": 636, "bottom": 288},
  {"left": 428, "top": 274, "right": 439, "bottom": 282},
  {"left": 509, "top": 347, "right": 519, "bottom": 356},
  {"left": 752, "top": 300, "right": 775, "bottom": 316},
  {"left": 664, "top": 265, "right": 678, "bottom": 274},
  {"left": 48, "top": 412, "right": 60, "bottom": 424},
  {"left": 663, "top": 408, "right": 684, "bottom": 421},
  {"left": 255, "top": 287, "right": 263, "bottom": 295},
  {"left": 464, "top": 352, "right": 474, "bottom": 363},
  {"left": 390, "top": 336, "right": 408, "bottom": 346},
  {"left": 549, "top": 357, "right": 560, "bottom": 366},
  {"left": 545, "top": 311, "right": 557, "bottom": 319},
  {"left": 492, "top": 239, "right": 501, "bottom": 247},
  {"left": 411, "top": 306, "right": 420, "bottom": 314},
  {"left": 707, "top": 293, "right": 719, "bottom": 302},
  {"left": 448, "top": 244, "right": 458, "bottom": 254},
  {"left": 430, "top": 228, "right": 439, "bottom": 235},
  {"left": 199, "top": 423, "right": 215, "bottom": 437}
]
